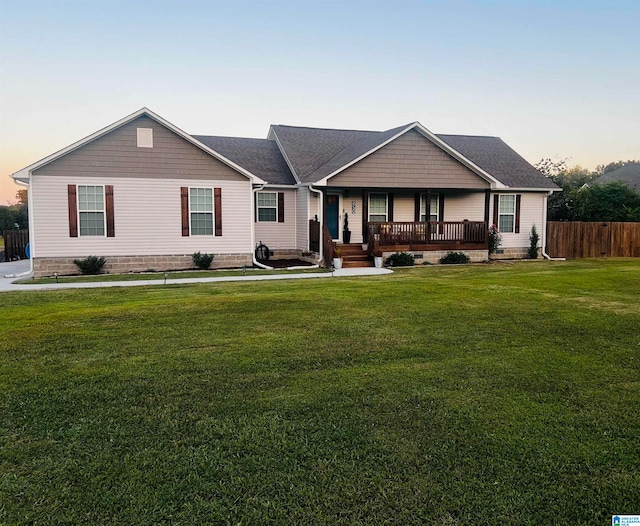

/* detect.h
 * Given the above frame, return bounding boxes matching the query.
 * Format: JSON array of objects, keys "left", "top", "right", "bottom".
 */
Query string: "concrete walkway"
[{"left": 0, "top": 261, "right": 392, "bottom": 292}]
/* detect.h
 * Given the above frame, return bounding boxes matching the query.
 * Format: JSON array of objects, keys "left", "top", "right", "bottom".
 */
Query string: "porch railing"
[{"left": 367, "top": 221, "right": 487, "bottom": 246}]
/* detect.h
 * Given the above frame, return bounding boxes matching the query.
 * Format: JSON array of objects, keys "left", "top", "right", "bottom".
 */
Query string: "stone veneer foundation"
[
  {"left": 488, "top": 247, "right": 529, "bottom": 260},
  {"left": 33, "top": 254, "right": 253, "bottom": 278}
]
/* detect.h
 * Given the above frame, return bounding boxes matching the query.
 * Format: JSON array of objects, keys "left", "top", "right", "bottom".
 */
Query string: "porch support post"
[
  {"left": 484, "top": 189, "right": 491, "bottom": 226},
  {"left": 362, "top": 189, "right": 369, "bottom": 242},
  {"left": 426, "top": 190, "right": 432, "bottom": 242}
]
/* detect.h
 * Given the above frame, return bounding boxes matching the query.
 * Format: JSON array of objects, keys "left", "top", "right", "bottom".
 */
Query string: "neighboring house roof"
[
  {"left": 436, "top": 135, "right": 559, "bottom": 190},
  {"left": 593, "top": 163, "right": 640, "bottom": 192},
  {"left": 192, "top": 135, "right": 296, "bottom": 185}
]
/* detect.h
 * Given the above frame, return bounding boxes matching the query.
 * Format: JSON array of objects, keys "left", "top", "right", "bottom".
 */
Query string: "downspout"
[
  {"left": 5, "top": 178, "right": 34, "bottom": 278},
  {"left": 309, "top": 185, "right": 324, "bottom": 265},
  {"left": 251, "top": 184, "right": 273, "bottom": 269},
  {"left": 541, "top": 191, "right": 566, "bottom": 261}
]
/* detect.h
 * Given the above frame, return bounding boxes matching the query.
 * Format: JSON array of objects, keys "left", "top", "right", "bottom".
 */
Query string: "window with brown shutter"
[
  {"left": 68, "top": 184, "right": 78, "bottom": 237},
  {"left": 214, "top": 188, "right": 222, "bottom": 236}
]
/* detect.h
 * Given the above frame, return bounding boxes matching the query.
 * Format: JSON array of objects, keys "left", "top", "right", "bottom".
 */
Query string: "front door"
[{"left": 327, "top": 195, "right": 339, "bottom": 239}]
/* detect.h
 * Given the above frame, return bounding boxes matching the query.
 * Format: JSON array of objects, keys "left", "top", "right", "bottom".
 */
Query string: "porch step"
[{"left": 338, "top": 243, "right": 373, "bottom": 268}]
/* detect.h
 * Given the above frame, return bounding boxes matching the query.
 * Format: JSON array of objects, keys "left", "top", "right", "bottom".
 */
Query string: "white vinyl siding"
[
  {"left": 189, "top": 187, "right": 213, "bottom": 235},
  {"left": 78, "top": 185, "right": 105, "bottom": 236},
  {"left": 254, "top": 189, "right": 296, "bottom": 250},
  {"left": 369, "top": 193, "right": 388, "bottom": 222},
  {"left": 420, "top": 193, "right": 439, "bottom": 222},
  {"left": 490, "top": 192, "right": 546, "bottom": 249},
  {"left": 31, "top": 176, "right": 252, "bottom": 257},
  {"left": 499, "top": 195, "right": 516, "bottom": 233},
  {"left": 257, "top": 192, "right": 277, "bottom": 222}
]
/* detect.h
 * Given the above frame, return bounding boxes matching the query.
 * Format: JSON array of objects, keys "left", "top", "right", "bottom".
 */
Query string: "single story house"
[
  {"left": 592, "top": 163, "right": 640, "bottom": 193},
  {"left": 11, "top": 108, "right": 559, "bottom": 277}
]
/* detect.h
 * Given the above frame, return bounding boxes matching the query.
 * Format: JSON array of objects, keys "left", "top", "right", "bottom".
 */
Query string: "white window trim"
[
  {"left": 368, "top": 192, "right": 388, "bottom": 222},
  {"left": 78, "top": 184, "right": 106, "bottom": 237},
  {"left": 498, "top": 194, "right": 516, "bottom": 233},
  {"left": 420, "top": 193, "right": 439, "bottom": 222},
  {"left": 189, "top": 187, "right": 214, "bottom": 236},
  {"left": 257, "top": 191, "right": 277, "bottom": 223}
]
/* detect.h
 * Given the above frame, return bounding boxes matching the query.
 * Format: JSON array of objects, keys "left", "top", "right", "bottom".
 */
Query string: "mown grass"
[
  {"left": 17, "top": 266, "right": 329, "bottom": 284},
  {"left": 1, "top": 259, "right": 639, "bottom": 525}
]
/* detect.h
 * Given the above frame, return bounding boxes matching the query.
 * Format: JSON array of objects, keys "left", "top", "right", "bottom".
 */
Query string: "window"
[
  {"left": 78, "top": 185, "right": 105, "bottom": 236},
  {"left": 257, "top": 192, "right": 277, "bottom": 222},
  {"left": 368, "top": 193, "right": 388, "bottom": 222},
  {"left": 498, "top": 195, "right": 516, "bottom": 233},
  {"left": 190, "top": 188, "right": 213, "bottom": 235},
  {"left": 420, "top": 193, "right": 439, "bottom": 222}
]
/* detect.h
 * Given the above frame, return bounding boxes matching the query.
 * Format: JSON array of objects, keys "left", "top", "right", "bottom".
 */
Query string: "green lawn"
[{"left": 1, "top": 259, "right": 639, "bottom": 525}]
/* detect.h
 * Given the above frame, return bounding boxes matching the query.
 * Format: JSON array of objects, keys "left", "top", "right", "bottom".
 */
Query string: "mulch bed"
[{"left": 258, "top": 259, "right": 314, "bottom": 268}]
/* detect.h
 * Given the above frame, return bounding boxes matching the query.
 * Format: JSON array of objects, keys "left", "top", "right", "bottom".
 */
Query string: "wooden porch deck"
[{"left": 368, "top": 221, "right": 488, "bottom": 250}]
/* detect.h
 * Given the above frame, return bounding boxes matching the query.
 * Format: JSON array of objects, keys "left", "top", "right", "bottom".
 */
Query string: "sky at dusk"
[{"left": 1, "top": 0, "right": 638, "bottom": 204}]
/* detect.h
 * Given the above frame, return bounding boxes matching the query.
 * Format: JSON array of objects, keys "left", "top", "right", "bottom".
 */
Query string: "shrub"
[
  {"left": 73, "top": 255, "right": 106, "bottom": 275},
  {"left": 528, "top": 225, "right": 540, "bottom": 259},
  {"left": 192, "top": 252, "right": 214, "bottom": 270},
  {"left": 488, "top": 225, "right": 502, "bottom": 254},
  {"left": 385, "top": 252, "right": 415, "bottom": 267},
  {"left": 439, "top": 252, "right": 470, "bottom": 265}
]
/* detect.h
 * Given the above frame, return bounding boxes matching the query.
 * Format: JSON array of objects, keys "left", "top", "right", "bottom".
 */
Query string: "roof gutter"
[
  {"left": 541, "top": 191, "right": 565, "bottom": 261},
  {"left": 309, "top": 185, "right": 324, "bottom": 265}
]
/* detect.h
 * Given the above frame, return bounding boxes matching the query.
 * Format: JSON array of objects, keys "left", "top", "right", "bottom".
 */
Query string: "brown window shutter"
[
  {"left": 254, "top": 193, "right": 257, "bottom": 222},
  {"left": 214, "top": 187, "right": 222, "bottom": 236},
  {"left": 515, "top": 194, "right": 521, "bottom": 233},
  {"left": 493, "top": 195, "right": 499, "bottom": 227},
  {"left": 68, "top": 184, "right": 78, "bottom": 237},
  {"left": 278, "top": 192, "right": 285, "bottom": 223},
  {"left": 181, "top": 187, "right": 189, "bottom": 236},
  {"left": 438, "top": 193, "right": 445, "bottom": 234},
  {"left": 414, "top": 193, "right": 421, "bottom": 222},
  {"left": 362, "top": 190, "right": 368, "bottom": 240},
  {"left": 105, "top": 185, "right": 115, "bottom": 237},
  {"left": 388, "top": 193, "right": 394, "bottom": 222}
]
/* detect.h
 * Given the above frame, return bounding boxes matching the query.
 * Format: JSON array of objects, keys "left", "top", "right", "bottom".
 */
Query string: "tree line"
[
  {"left": 536, "top": 159, "right": 640, "bottom": 222},
  {"left": 0, "top": 189, "right": 28, "bottom": 231}
]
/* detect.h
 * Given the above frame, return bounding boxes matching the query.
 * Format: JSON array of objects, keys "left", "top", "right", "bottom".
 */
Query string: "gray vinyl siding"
[
  {"left": 33, "top": 116, "right": 247, "bottom": 182},
  {"left": 328, "top": 130, "right": 489, "bottom": 189}
]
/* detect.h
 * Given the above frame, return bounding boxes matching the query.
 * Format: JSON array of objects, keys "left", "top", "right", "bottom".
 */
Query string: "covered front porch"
[{"left": 315, "top": 187, "right": 491, "bottom": 265}]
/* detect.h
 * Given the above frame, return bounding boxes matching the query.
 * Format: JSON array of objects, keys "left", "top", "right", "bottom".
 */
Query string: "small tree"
[
  {"left": 528, "top": 225, "right": 539, "bottom": 259},
  {"left": 488, "top": 225, "right": 502, "bottom": 255}
]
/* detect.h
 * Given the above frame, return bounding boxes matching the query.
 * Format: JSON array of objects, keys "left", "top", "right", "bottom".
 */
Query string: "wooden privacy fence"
[
  {"left": 2, "top": 229, "right": 29, "bottom": 261},
  {"left": 546, "top": 222, "right": 640, "bottom": 258}
]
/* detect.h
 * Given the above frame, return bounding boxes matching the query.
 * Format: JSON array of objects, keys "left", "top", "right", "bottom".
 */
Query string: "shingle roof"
[
  {"left": 192, "top": 135, "right": 296, "bottom": 185},
  {"left": 593, "top": 163, "right": 640, "bottom": 192},
  {"left": 436, "top": 134, "right": 559, "bottom": 189},
  {"left": 194, "top": 123, "right": 558, "bottom": 190},
  {"left": 269, "top": 125, "right": 382, "bottom": 182}
]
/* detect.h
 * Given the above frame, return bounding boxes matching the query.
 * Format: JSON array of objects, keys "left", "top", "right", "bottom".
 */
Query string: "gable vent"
[{"left": 137, "top": 128, "right": 153, "bottom": 148}]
